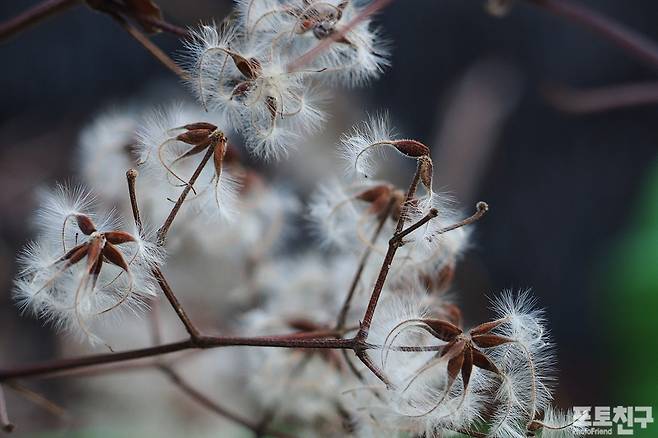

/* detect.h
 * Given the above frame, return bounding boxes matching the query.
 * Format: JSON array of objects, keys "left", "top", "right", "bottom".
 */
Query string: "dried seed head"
[
  {"left": 391, "top": 139, "right": 430, "bottom": 158},
  {"left": 176, "top": 128, "right": 216, "bottom": 145},
  {"left": 183, "top": 122, "right": 217, "bottom": 131},
  {"left": 75, "top": 214, "right": 97, "bottom": 235},
  {"left": 418, "top": 155, "right": 434, "bottom": 192},
  {"left": 231, "top": 53, "right": 261, "bottom": 79}
]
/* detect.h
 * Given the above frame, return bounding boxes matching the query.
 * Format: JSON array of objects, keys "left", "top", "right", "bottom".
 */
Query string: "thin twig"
[
  {"left": 126, "top": 169, "right": 143, "bottom": 235},
  {"left": 435, "top": 201, "right": 488, "bottom": 235},
  {"left": 159, "top": 366, "right": 296, "bottom": 438},
  {"left": 152, "top": 267, "right": 202, "bottom": 339},
  {"left": 0, "top": 334, "right": 356, "bottom": 381},
  {"left": 139, "top": 14, "right": 190, "bottom": 39},
  {"left": 355, "top": 161, "right": 423, "bottom": 343},
  {"left": 117, "top": 16, "right": 187, "bottom": 79},
  {"left": 524, "top": 0, "right": 658, "bottom": 71},
  {"left": 392, "top": 208, "right": 438, "bottom": 243},
  {"left": 4, "top": 382, "right": 68, "bottom": 420},
  {"left": 351, "top": 161, "right": 424, "bottom": 384},
  {"left": 157, "top": 136, "right": 219, "bottom": 245},
  {"left": 126, "top": 167, "right": 202, "bottom": 338},
  {"left": 0, "top": 0, "right": 80, "bottom": 42}
]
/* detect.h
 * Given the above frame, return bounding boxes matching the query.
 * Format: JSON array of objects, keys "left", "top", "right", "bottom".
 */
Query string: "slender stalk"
[
  {"left": 152, "top": 267, "right": 202, "bottom": 339},
  {"left": 0, "top": 334, "right": 355, "bottom": 381},
  {"left": 335, "top": 198, "right": 395, "bottom": 332},
  {"left": 117, "top": 16, "right": 187, "bottom": 79},
  {"left": 394, "top": 208, "right": 438, "bottom": 242},
  {"left": 139, "top": 15, "right": 190, "bottom": 39},
  {"left": 524, "top": 0, "right": 658, "bottom": 71},
  {"left": 157, "top": 138, "right": 218, "bottom": 245},
  {"left": 0, "top": 0, "right": 80, "bottom": 42},
  {"left": 355, "top": 162, "right": 423, "bottom": 343},
  {"left": 126, "top": 168, "right": 202, "bottom": 339},
  {"left": 160, "top": 367, "right": 296, "bottom": 438},
  {"left": 126, "top": 169, "right": 143, "bottom": 235},
  {"left": 4, "top": 382, "right": 68, "bottom": 420}
]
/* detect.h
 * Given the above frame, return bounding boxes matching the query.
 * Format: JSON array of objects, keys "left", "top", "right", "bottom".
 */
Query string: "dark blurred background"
[{"left": 1, "top": 0, "right": 658, "bottom": 436}]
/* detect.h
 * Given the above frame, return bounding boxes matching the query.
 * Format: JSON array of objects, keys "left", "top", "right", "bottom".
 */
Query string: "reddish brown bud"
[
  {"left": 472, "top": 349, "right": 501, "bottom": 374},
  {"left": 105, "top": 231, "right": 136, "bottom": 245},
  {"left": 461, "top": 346, "right": 473, "bottom": 390},
  {"left": 62, "top": 243, "right": 89, "bottom": 265},
  {"left": 472, "top": 334, "right": 515, "bottom": 348},
  {"left": 470, "top": 317, "right": 508, "bottom": 336},
  {"left": 183, "top": 122, "right": 217, "bottom": 131},
  {"left": 176, "top": 129, "right": 214, "bottom": 145},
  {"left": 423, "top": 319, "right": 463, "bottom": 341},
  {"left": 231, "top": 54, "right": 261, "bottom": 79},
  {"left": 75, "top": 215, "right": 97, "bottom": 235},
  {"left": 418, "top": 156, "right": 433, "bottom": 192},
  {"left": 392, "top": 139, "right": 430, "bottom": 158},
  {"left": 102, "top": 243, "right": 130, "bottom": 272}
]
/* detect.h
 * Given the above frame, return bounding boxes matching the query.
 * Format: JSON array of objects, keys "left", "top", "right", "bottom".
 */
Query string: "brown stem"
[
  {"left": 126, "top": 169, "right": 143, "bottom": 235},
  {"left": 524, "top": 0, "right": 658, "bottom": 71},
  {"left": 138, "top": 15, "right": 189, "bottom": 39},
  {"left": 0, "top": 385, "right": 13, "bottom": 433},
  {"left": 152, "top": 267, "right": 201, "bottom": 339},
  {"left": 351, "top": 162, "right": 424, "bottom": 385},
  {"left": 0, "top": 335, "right": 356, "bottom": 381},
  {"left": 0, "top": 0, "right": 80, "bottom": 42},
  {"left": 126, "top": 167, "right": 202, "bottom": 339},
  {"left": 335, "top": 198, "right": 395, "bottom": 332},
  {"left": 392, "top": 208, "right": 438, "bottom": 243},
  {"left": 355, "top": 162, "right": 423, "bottom": 344},
  {"left": 436, "top": 201, "right": 488, "bottom": 235},
  {"left": 4, "top": 382, "right": 68, "bottom": 420},
  {"left": 117, "top": 16, "right": 187, "bottom": 79},
  {"left": 160, "top": 366, "right": 296, "bottom": 438},
  {"left": 156, "top": 138, "right": 218, "bottom": 245}
]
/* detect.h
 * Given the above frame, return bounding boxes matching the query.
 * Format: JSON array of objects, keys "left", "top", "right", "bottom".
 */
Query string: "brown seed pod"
[
  {"left": 75, "top": 215, "right": 97, "bottom": 236},
  {"left": 392, "top": 139, "right": 430, "bottom": 158},
  {"left": 472, "top": 334, "right": 515, "bottom": 348},
  {"left": 418, "top": 155, "right": 434, "bottom": 192},
  {"left": 183, "top": 122, "right": 217, "bottom": 131},
  {"left": 231, "top": 53, "right": 261, "bottom": 80},
  {"left": 104, "top": 231, "right": 137, "bottom": 245},
  {"left": 176, "top": 129, "right": 214, "bottom": 146},
  {"left": 423, "top": 319, "right": 463, "bottom": 341}
]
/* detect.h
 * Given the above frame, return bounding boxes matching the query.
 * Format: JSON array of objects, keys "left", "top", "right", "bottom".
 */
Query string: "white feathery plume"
[
  {"left": 135, "top": 104, "right": 240, "bottom": 225},
  {"left": 340, "top": 113, "right": 398, "bottom": 179},
  {"left": 14, "top": 184, "right": 163, "bottom": 345}
]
